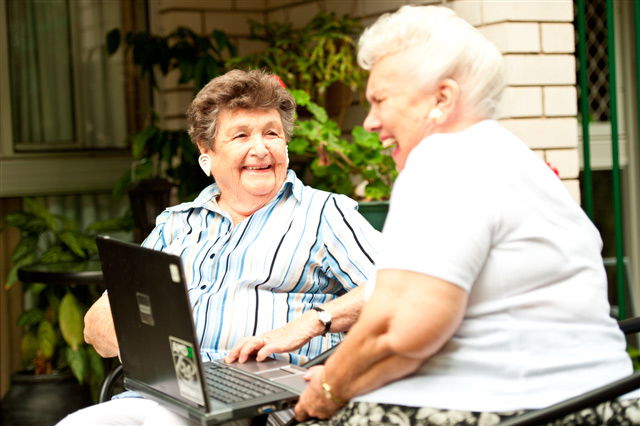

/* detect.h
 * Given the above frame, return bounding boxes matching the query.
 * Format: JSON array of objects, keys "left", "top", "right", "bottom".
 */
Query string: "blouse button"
[{"left": 200, "top": 285, "right": 206, "bottom": 290}]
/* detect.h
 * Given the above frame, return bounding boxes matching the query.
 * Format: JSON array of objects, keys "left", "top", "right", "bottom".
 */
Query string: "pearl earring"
[
  {"left": 429, "top": 108, "right": 443, "bottom": 121},
  {"left": 198, "top": 154, "right": 211, "bottom": 177}
]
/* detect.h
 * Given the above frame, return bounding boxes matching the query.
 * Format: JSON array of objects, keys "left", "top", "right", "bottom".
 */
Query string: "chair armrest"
[
  {"left": 619, "top": 317, "right": 640, "bottom": 334},
  {"left": 498, "top": 371, "right": 640, "bottom": 426}
]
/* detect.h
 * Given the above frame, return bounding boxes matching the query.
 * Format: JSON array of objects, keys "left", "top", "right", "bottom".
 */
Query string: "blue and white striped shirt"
[{"left": 142, "top": 170, "right": 380, "bottom": 364}]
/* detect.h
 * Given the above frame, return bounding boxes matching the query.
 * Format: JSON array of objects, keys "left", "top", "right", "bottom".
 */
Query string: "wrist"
[
  {"left": 311, "top": 306, "right": 332, "bottom": 336},
  {"left": 303, "top": 310, "right": 325, "bottom": 337},
  {"left": 321, "top": 371, "right": 348, "bottom": 406}
]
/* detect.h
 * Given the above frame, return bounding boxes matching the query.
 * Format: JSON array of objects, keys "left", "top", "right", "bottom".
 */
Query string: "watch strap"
[{"left": 312, "top": 306, "right": 332, "bottom": 336}]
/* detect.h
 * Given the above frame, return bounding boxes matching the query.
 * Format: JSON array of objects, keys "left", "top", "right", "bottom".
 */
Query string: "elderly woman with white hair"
[{"left": 292, "top": 5, "right": 639, "bottom": 425}]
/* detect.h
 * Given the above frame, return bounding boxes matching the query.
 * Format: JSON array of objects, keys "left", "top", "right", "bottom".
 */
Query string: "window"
[
  {"left": 6, "top": 0, "right": 140, "bottom": 151},
  {"left": 0, "top": 0, "right": 148, "bottom": 196}
]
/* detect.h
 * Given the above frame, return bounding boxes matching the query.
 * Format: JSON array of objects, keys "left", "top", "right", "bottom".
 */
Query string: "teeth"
[
  {"left": 382, "top": 138, "right": 396, "bottom": 148},
  {"left": 245, "top": 166, "right": 269, "bottom": 170}
]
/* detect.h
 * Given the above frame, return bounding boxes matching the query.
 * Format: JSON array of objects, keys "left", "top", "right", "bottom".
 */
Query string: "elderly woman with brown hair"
[
  {"left": 58, "top": 69, "right": 380, "bottom": 425},
  {"left": 293, "top": 5, "right": 639, "bottom": 425}
]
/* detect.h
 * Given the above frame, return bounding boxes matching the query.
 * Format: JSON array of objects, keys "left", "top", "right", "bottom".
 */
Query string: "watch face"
[{"left": 318, "top": 311, "right": 331, "bottom": 324}]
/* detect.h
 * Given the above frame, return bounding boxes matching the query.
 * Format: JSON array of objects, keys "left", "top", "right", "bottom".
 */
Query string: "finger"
[
  {"left": 304, "top": 364, "right": 324, "bottom": 382},
  {"left": 238, "top": 338, "right": 265, "bottom": 363},
  {"left": 226, "top": 336, "right": 254, "bottom": 361},
  {"left": 256, "top": 344, "right": 276, "bottom": 362},
  {"left": 224, "top": 348, "right": 239, "bottom": 363},
  {"left": 294, "top": 401, "right": 309, "bottom": 422},
  {"left": 224, "top": 339, "right": 248, "bottom": 363}
]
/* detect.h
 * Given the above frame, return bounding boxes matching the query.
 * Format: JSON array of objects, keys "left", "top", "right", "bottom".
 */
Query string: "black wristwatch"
[{"left": 312, "top": 307, "right": 332, "bottom": 336}]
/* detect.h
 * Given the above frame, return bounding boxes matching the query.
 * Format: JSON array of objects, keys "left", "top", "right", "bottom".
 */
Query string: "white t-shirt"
[{"left": 358, "top": 120, "right": 634, "bottom": 411}]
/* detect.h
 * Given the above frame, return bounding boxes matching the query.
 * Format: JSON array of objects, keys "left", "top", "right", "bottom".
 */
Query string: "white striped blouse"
[{"left": 142, "top": 170, "right": 380, "bottom": 364}]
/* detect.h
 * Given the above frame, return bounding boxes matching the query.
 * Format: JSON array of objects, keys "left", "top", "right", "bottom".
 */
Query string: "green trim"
[
  {"left": 577, "top": 0, "right": 593, "bottom": 219},
  {"left": 606, "top": 0, "right": 627, "bottom": 319}
]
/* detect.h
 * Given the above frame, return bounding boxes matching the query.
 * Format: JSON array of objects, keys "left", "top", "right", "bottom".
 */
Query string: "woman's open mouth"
[{"left": 243, "top": 165, "right": 272, "bottom": 172}]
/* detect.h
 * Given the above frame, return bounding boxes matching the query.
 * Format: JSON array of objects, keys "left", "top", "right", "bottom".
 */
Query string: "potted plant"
[
  {"left": 106, "top": 26, "right": 236, "bottom": 91},
  {"left": 289, "top": 90, "right": 396, "bottom": 230},
  {"left": 2, "top": 198, "right": 130, "bottom": 409},
  {"left": 228, "top": 11, "right": 367, "bottom": 125},
  {"left": 111, "top": 113, "right": 209, "bottom": 240},
  {"left": 106, "top": 27, "right": 237, "bottom": 240}
]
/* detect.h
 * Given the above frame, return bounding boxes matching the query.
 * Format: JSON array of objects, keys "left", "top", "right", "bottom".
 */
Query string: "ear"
[
  {"left": 433, "top": 78, "right": 460, "bottom": 122},
  {"left": 196, "top": 141, "right": 209, "bottom": 155}
]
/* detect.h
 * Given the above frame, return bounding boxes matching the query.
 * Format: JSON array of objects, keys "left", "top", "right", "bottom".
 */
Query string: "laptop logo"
[
  {"left": 169, "top": 264, "right": 181, "bottom": 283},
  {"left": 136, "top": 292, "right": 155, "bottom": 326},
  {"left": 170, "top": 336, "right": 205, "bottom": 406}
]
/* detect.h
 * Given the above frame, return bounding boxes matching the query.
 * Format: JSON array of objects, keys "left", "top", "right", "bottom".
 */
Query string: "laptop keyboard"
[{"left": 204, "top": 365, "right": 283, "bottom": 404}]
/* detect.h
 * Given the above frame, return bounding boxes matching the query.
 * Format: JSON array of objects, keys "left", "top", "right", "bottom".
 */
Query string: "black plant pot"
[
  {"left": 128, "top": 178, "right": 173, "bottom": 242},
  {"left": 1, "top": 371, "right": 92, "bottom": 426}
]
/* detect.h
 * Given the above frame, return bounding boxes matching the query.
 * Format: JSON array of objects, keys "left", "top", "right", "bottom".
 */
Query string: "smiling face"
[
  {"left": 363, "top": 51, "right": 437, "bottom": 172},
  {"left": 203, "top": 108, "right": 288, "bottom": 210}
]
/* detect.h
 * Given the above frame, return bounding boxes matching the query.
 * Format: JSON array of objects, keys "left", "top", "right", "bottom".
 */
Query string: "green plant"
[
  {"left": 3, "top": 199, "right": 131, "bottom": 399},
  {"left": 106, "top": 27, "right": 238, "bottom": 202},
  {"left": 228, "top": 12, "right": 366, "bottom": 106},
  {"left": 629, "top": 346, "right": 640, "bottom": 371},
  {"left": 112, "top": 112, "right": 208, "bottom": 201},
  {"left": 289, "top": 90, "right": 396, "bottom": 200},
  {"left": 106, "top": 26, "right": 236, "bottom": 91}
]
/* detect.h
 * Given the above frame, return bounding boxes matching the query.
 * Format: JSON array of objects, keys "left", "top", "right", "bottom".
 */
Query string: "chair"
[
  {"left": 98, "top": 364, "right": 124, "bottom": 403},
  {"left": 499, "top": 316, "right": 640, "bottom": 425}
]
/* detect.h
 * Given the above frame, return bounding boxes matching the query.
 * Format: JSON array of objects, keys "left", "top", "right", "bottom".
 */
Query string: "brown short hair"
[{"left": 187, "top": 69, "right": 296, "bottom": 150}]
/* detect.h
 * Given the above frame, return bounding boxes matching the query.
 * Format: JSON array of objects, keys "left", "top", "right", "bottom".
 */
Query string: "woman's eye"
[{"left": 233, "top": 133, "right": 247, "bottom": 140}]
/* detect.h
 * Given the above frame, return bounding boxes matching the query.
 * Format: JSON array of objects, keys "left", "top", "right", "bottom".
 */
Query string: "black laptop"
[{"left": 96, "top": 235, "right": 312, "bottom": 425}]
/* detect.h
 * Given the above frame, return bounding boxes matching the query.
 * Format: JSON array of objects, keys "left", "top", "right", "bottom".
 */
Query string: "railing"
[{"left": 575, "top": 0, "right": 636, "bottom": 319}]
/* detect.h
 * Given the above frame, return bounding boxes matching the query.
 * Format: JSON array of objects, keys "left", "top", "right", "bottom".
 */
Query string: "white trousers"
[
  {"left": 55, "top": 398, "right": 255, "bottom": 426},
  {"left": 56, "top": 397, "right": 292, "bottom": 426}
]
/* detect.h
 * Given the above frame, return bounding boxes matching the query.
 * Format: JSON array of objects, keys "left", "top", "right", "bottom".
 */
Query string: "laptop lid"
[
  {"left": 96, "top": 235, "right": 211, "bottom": 412},
  {"left": 96, "top": 236, "right": 304, "bottom": 424}
]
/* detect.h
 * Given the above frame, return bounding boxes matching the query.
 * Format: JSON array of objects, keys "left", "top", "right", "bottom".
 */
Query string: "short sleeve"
[
  {"left": 140, "top": 209, "right": 173, "bottom": 250},
  {"left": 377, "top": 140, "right": 497, "bottom": 292},
  {"left": 319, "top": 194, "right": 381, "bottom": 292}
]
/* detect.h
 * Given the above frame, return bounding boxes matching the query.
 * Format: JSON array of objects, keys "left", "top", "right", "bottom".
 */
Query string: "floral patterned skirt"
[{"left": 299, "top": 398, "right": 640, "bottom": 426}]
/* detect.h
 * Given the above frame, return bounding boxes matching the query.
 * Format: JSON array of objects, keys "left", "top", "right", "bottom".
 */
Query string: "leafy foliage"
[
  {"left": 106, "top": 28, "right": 237, "bottom": 202},
  {"left": 112, "top": 113, "right": 209, "bottom": 201},
  {"left": 228, "top": 12, "right": 366, "bottom": 105},
  {"left": 629, "top": 346, "right": 640, "bottom": 371},
  {"left": 4, "top": 199, "right": 131, "bottom": 400},
  {"left": 106, "top": 26, "right": 236, "bottom": 92},
  {"left": 290, "top": 90, "right": 396, "bottom": 200},
  {"left": 106, "top": 14, "right": 392, "bottom": 202}
]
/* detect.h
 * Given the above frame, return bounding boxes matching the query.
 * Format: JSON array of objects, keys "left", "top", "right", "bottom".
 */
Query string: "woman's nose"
[
  {"left": 250, "top": 136, "right": 269, "bottom": 156},
  {"left": 363, "top": 110, "right": 380, "bottom": 133}
]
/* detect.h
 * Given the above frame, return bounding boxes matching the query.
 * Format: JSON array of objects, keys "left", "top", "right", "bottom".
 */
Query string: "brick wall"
[
  {"left": 150, "top": 0, "right": 580, "bottom": 201},
  {"left": 453, "top": 0, "right": 580, "bottom": 201}
]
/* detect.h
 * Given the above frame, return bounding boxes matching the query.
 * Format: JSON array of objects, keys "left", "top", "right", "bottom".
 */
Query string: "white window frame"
[{"left": 0, "top": 0, "right": 132, "bottom": 197}]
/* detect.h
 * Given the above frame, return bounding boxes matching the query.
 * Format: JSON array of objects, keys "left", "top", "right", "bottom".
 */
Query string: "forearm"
[
  {"left": 83, "top": 293, "right": 119, "bottom": 358},
  {"left": 320, "top": 270, "right": 468, "bottom": 400},
  {"left": 316, "top": 286, "right": 365, "bottom": 334},
  {"left": 323, "top": 319, "right": 424, "bottom": 400},
  {"left": 226, "top": 286, "right": 365, "bottom": 362}
]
